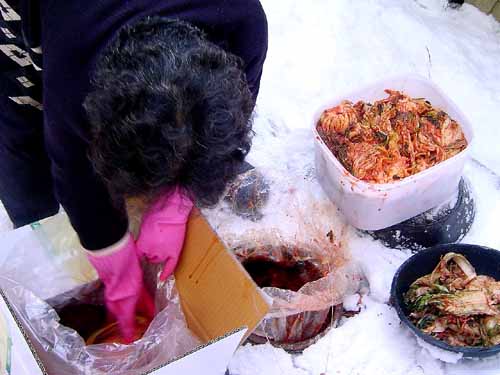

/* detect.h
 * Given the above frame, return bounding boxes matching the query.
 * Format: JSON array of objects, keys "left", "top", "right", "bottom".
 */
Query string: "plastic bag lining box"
[{"left": 0, "top": 211, "right": 270, "bottom": 375}]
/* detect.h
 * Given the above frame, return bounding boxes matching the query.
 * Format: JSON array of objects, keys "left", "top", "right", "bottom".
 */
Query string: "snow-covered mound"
[{"left": 222, "top": 0, "right": 500, "bottom": 374}]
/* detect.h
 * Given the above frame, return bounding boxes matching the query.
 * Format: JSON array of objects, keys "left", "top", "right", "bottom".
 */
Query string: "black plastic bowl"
[{"left": 391, "top": 243, "right": 500, "bottom": 358}]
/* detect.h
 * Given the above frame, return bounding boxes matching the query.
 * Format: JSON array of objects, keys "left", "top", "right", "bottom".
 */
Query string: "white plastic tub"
[{"left": 313, "top": 75, "right": 474, "bottom": 230}]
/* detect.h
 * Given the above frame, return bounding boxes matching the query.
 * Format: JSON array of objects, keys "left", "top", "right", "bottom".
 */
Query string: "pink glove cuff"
[
  {"left": 87, "top": 233, "right": 142, "bottom": 302},
  {"left": 143, "top": 187, "right": 193, "bottom": 224}
]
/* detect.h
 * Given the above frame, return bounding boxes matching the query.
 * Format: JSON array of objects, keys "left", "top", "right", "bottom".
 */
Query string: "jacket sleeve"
[
  {"left": 228, "top": 0, "right": 268, "bottom": 100},
  {"left": 43, "top": 119, "right": 129, "bottom": 250},
  {"left": 40, "top": 5, "right": 129, "bottom": 251}
]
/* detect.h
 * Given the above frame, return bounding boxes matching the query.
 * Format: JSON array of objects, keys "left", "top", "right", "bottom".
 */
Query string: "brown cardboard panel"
[
  {"left": 492, "top": 2, "right": 500, "bottom": 20},
  {"left": 175, "top": 210, "right": 269, "bottom": 344},
  {"left": 465, "top": 0, "right": 497, "bottom": 13}
]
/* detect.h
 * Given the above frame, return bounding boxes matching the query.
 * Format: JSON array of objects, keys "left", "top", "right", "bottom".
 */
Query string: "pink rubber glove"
[
  {"left": 87, "top": 233, "right": 155, "bottom": 343},
  {"left": 136, "top": 188, "right": 193, "bottom": 281}
]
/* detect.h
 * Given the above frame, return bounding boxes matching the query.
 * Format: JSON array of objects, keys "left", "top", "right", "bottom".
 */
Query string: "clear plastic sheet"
[
  {"left": 230, "top": 229, "right": 362, "bottom": 344},
  {"left": 0, "top": 214, "right": 200, "bottom": 375},
  {"left": 204, "top": 163, "right": 364, "bottom": 346}
]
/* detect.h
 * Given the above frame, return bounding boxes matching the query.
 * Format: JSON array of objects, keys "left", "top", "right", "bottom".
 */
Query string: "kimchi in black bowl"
[{"left": 391, "top": 244, "right": 500, "bottom": 358}]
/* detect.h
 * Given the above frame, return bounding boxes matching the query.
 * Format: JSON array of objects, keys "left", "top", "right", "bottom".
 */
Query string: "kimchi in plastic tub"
[{"left": 313, "top": 75, "right": 474, "bottom": 230}]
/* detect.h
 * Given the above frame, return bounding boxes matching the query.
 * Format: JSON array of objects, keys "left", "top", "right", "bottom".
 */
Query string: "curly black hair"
[{"left": 84, "top": 17, "right": 254, "bottom": 206}]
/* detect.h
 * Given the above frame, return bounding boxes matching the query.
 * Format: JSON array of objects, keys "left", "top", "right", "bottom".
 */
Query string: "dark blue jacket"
[{"left": 2, "top": 0, "right": 267, "bottom": 249}]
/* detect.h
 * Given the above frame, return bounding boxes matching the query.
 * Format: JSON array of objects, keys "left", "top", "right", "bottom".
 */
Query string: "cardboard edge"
[
  {"left": 222, "top": 253, "right": 273, "bottom": 341},
  {"left": 175, "top": 211, "right": 271, "bottom": 343},
  {"left": 198, "top": 213, "right": 273, "bottom": 342},
  {"left": 142, "top": 327, "right": 247, "bottom": 375},
  {"left": 0, "top": 288, "right": 48, "bottom": 375},
  {"left": 178, "top": 296, "right": 211, "bottom": 342},
  {"left": 195, "top": 210, "right": 273, "bottom": 313}
]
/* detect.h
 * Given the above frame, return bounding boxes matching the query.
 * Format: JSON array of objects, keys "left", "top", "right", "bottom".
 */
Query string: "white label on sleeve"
[
  {"left": 0, "top": 27, "right": 14, "bottom": 39},
  {"left": 16, "top": 76, "right": 34, "bottom": 88},
  {"left": 0, "top": 44, "right": 32, "bottom": 67},
  {"left": 8, "top": 96, "right": 43, "bottom": 110},
  {"left": 0, "top": 1, "right": 20, "bottom": 22}
]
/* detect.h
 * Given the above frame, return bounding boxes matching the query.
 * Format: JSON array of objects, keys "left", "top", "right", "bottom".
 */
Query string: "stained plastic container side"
[{"left": 312, "top": 75, "right": 474, "bottom": 230}]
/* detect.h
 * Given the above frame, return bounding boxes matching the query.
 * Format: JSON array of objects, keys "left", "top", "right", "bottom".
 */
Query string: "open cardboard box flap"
[{"left": 175, "top": 209, "right": 270, "bottom": 343}]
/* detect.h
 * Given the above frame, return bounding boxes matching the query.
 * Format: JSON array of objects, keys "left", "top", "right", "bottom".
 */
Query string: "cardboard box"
[
  {"left": 0, "top": 212, "right": 270, "bottom": 375},
  {"left": 492, "top": 2, "right": 500, "bottom": 21}
]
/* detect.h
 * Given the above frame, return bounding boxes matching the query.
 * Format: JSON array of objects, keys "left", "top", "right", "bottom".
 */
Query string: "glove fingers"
[
  {"left": 160, "top": 256, "right": 179, "bottom": 281},
  {"left": 137, "top": 287, "right": 156, "bottom": 321},
  {"left": 107, "top": 296, "right": 139, "bottom": 344}
]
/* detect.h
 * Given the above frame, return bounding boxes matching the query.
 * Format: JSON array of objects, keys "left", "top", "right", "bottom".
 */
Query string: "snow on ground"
[
  {"left": 222, "top": 0, "right": 500, "bottom": 374},
  {"left": 0, "top": 1, "right": 499, "bottom": 374}
]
